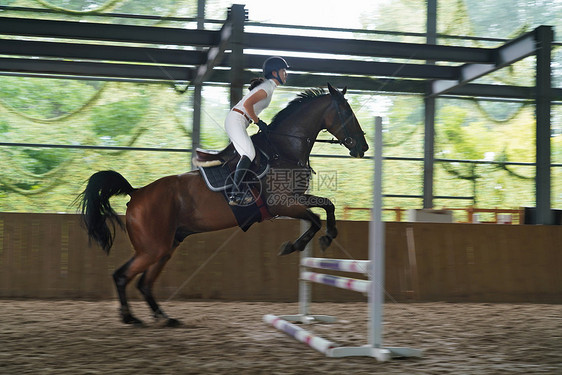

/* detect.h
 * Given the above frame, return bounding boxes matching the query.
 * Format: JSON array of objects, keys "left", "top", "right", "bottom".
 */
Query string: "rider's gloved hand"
[{"left": 257, "top": 119, "right": 269, "bottom": 132}]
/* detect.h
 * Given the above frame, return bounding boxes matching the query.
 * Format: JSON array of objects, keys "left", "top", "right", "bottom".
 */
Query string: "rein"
[
  {"left": 265, "top": 130, "right": 343, "bottom": 145},
  {"left": 316, "top": 138, "right": 343, "bottom": 144},
  {"left": 259, "top": 129, "right": 342, "bottom": 172}
]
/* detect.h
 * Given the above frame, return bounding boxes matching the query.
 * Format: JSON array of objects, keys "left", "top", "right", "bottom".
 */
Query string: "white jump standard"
[{"left": 263, "top": 117, "right": 422, "bottom": 361}]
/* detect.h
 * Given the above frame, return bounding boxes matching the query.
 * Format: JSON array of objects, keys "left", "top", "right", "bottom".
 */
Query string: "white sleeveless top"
[{"left": 233, "top": 79, "right": 277, "bottom": 121}]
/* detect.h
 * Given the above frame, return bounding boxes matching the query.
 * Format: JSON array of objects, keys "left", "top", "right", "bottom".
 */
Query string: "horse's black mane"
[{"left": 269, "top": 88, "right": 327, "bottom": 130}]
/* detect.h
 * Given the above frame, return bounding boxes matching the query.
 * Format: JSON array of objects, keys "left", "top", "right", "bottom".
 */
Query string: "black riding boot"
[{"left": 228, "top": 156, "right": 252, "bottom": 206}]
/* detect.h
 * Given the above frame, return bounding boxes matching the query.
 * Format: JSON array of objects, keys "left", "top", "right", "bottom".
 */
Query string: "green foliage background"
[{"left": 0, "top": 0, "right": 561, "bottom": 222}]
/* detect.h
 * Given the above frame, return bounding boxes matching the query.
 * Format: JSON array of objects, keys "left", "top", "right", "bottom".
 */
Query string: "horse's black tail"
[{"left": 76, "top": 170, "right": 136, "bottom": 254}]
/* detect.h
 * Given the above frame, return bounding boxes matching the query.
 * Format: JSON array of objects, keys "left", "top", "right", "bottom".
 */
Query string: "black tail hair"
[{"left": 76, "top": 170, "right": 135, "bottom": 254}]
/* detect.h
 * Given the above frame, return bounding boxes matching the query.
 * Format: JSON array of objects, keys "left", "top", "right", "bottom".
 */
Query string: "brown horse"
[{"left": 77, "top": 83, "right": 368, "bottom": 326}]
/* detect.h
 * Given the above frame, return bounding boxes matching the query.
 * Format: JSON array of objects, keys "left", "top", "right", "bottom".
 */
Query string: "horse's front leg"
[
  {"left": 268, "top": 196, "right": 322, "bottom": 255},
  {"left": 304, "top": 194, "right": 337, "bottom": 251},
  {"left": 281, "top": 208, "right": 322, "bottom": 255},
  {"left": 268, "top": 194, "right": 337, "bottom": 255}
]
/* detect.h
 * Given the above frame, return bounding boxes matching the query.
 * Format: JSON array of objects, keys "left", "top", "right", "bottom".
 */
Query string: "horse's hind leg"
[
  {"left": 137, "top": 250, "right": 180, "bottom": 327},
  {"left": 113, "top": 256, "right": 146, "bottom": 325},
  {"left": 113, "top": 251, "right": 167, "bottom": 325}
]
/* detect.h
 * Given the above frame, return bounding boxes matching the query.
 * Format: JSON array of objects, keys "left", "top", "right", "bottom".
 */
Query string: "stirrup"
[
  {"left": 228, "top": 194, "right": 241, "bottom": 206},
  {"left": 228, "top": 191, "right": 253, "bottom": 206}
]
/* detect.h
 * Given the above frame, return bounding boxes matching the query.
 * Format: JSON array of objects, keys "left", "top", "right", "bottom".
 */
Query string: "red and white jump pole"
[
  {"left": 300, "top": 271, "right": 370, "bottom": 294},
  {"left": 263, "top": 314, "right": 336, "bottom": 355}
]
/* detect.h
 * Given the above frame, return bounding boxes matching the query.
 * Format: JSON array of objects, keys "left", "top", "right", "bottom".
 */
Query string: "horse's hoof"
[
  {"left": 278, "top": 241, "right": 296, "bottom": 256},
  {"left": 123, "top": 315, "right": 144, "bottom": 326},
  {"left": 319, "top": 235, "right": 332, "bottom": 251},
  {"left": 165, "top": 318, "right": 181, "bottom": 328}
]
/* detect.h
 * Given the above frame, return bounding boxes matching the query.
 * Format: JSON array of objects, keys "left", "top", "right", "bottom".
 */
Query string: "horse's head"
[{"left": 325, "top": 83, "right": 369, "bottom": 158}]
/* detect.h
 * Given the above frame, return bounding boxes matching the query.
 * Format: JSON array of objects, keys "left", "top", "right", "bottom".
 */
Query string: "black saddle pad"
[
  {"left": 199, "top": 152, "right": 272, "bottom": 232},
  {"left": 199, "top": 152, "right": 269, "bottom": 192}
]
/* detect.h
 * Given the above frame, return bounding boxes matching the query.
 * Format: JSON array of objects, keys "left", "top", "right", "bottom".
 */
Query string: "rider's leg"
[
  {"left": 229, "top": 155, "right": 252, "bottom": 204},
  {"left": 225, "top": 112, "right": 256, "bottom": 161},
  {"left": 225, "top": 112, "right": 256, "bottom": 205}
]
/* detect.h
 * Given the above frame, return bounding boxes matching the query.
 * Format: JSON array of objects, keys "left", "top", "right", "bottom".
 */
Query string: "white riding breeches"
[{"left": 225, "top": 110, "right": 256, "bottom": 161}]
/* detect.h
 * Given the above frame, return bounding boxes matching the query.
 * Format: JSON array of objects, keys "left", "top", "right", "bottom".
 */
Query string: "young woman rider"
[{"left": 225, "top": 56, "right": 289, "bottom": 205}]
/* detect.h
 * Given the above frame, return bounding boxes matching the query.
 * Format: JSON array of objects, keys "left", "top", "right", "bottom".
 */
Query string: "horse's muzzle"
[{"left": 348, "top": 139, "right": 368, "bottom": 158}]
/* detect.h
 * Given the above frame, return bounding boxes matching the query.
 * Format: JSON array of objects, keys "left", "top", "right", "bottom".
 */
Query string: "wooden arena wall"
[{"left": 0, "top": 212, "right": 560, "bottom": 303}]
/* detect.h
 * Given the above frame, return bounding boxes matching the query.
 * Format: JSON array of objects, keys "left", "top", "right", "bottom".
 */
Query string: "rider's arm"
[{"left": 243, "top": 89, "right": 267, "bottom": 123}]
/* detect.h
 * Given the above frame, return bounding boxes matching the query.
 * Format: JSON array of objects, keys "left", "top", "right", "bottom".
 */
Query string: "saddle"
[
  {"left": 192, "top": 144, "right": 238, "bottom": 168},
  {"left": 194, "top": 144, "right": 270, "bottom": 192},
  {"left": 194, "top": 144, "right": 272, "bottom": 232}
]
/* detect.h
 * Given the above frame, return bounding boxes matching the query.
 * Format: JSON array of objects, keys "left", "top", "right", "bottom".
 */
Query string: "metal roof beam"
[
  {"left": 241, "top": 55, "right": 459, "bottom": 80},
  {"left": 2, "top": 62, "right": 560, "bottom": 100},
  {"left": 0, "top": 16, "right": 494, "bottom": 63},
  {"left": 0, "top": 57, "right": 193, "bottom": 81},
  {"left": 206, "top": 70, "right": 555, "bottom": 99},
  {"left": 245, "top": 32, "right": 493, "bottom": 63},
  {"left": 0, "top": 38, "right": 461, "bottom": 80},
  {"left": 0, "top": 39, "right": 205, "bottom": 66},
  {"left": 431, "top": 28, "right": 537, "bottom": 96},
  {"left": 0, "top": 16, "right": 219, "bottom": 46}
]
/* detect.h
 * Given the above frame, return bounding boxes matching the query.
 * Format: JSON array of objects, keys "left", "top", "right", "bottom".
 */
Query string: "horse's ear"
[
  {"left": 327, "top": 82, "right": 338, "bottom": 96},
  {"left": 342, "top": 86, "right": 347, "bottom": 95}
]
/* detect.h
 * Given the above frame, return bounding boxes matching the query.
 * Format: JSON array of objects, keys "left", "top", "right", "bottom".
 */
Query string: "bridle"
[
  {"left": 258, "top": 94, "right": 364, "bottom": 165},
  {"left": 329, "top": 96, "right": 364, "bottom": 149}
]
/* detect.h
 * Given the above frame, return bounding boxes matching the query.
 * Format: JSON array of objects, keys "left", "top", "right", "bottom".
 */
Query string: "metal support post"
[
  {"left": 190, "top": 0, "right": 205, "bottom": 169},
  {"left": 423, "top": 95, "right": 435, "bottom": 209},
  {"left": 423, "top": 0, "right": 437, "bottom": 209},
  {"left": 535, "top": 26, "right": 553, "bottom": 224},
  {"left": 191, "top": 84, "right": 202, "bottom": 169},
  {"left": 229, "top": 4, "right": 245, "bottom": 108}
]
